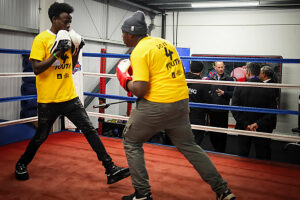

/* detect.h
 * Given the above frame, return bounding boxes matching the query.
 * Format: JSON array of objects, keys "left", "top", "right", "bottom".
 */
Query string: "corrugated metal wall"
[
  {"left": 64, "top": 0, "right": 158, "bottom": 126},
  {"left": 0, "top": 0, "right": 39, "bottom": 29},
  {"left": 0, "top": 0, "right": 39, "bottom": 121},
  {"left": 0, "top": 0, "right": 160, "bottom": 127}
]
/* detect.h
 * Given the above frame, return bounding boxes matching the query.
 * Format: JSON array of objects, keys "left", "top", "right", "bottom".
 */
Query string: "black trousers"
[
  {"left": 237, "top": 134, "right": 272, "bottom": 160},
  {"left": 189, "top": 110, "right": 206, "bottom": 146},
  {"left": 18, "top": 97, "right": 113, "bottom": 169},
  {"left": 208, "top": 111, "right": 228, "bottom": 153}
]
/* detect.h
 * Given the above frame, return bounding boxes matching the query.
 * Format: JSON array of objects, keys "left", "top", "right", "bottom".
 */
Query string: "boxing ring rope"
[
  {"left": 0, "top": 117, "right": 38, "bottom": 128},
  {"left": 0, "top": 95, "right": 36, "bottom": 103},
  {"left": 83, "top": 92, "right": 300, "bottom": 115},
  {"left": 0, "top": 72, "right": 35, "bottom": 77},
  {"left": 83, "top": 72, "right": 300, "bottom": 89},
  {"left": 1, "top": 48, "right": 300, "bottom": 143},
  {"left": 1, "top": 48, "right": 300, "bottom": 63},
  {"left": 1, "top": 92, "right": 299, "bottom": 115},
  {"left": 87, "top": 112, "right": 300, "bottom": 143},
  {"left": 1, "top": 71, "right": 300, "bottom": 89}
]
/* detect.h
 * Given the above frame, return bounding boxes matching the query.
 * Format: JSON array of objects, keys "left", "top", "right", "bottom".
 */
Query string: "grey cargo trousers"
[{"left": 123, "top": 98, "right": 229, "bottom": 196}]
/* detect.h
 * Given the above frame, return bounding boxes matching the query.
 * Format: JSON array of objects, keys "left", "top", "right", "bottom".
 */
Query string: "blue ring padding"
[
  {"left": 20, "top": 108, "right": 37, "bottom": 118},
  {"left": 23, "top": 63, "right": 33, "bottom": 71},
  {"left": 21, "top": 83, "right": 37, "bottom": 95},
  {"left": 84, "top": 92, "right": 300, "bottom": 116},
  {"left": 1, "top": 48, "right": 300, "bottom": 63},
  {"left": 22, "top": 56, "right": 32, "bottom": 70},
  {"left": 22, "top": 77, "right": 36, "bottom": 84},
  {"left": 23, "top": 67, "right": 33, "bottom": 72},
  {"left": 0, "top": 95, "right": 37, "bottom": 103},
  {"left": 21, "top": 99, "right": 37, "bottom": 110}
]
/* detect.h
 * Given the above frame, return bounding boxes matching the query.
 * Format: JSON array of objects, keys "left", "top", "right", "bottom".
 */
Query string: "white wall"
[{"left": 165, "top": 9, "right": 300, "bottom": 134}]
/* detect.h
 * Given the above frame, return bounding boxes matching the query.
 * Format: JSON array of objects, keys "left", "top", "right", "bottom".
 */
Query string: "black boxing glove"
[{"left": 50, "top": 30, "right": 71, "bottom": 55}]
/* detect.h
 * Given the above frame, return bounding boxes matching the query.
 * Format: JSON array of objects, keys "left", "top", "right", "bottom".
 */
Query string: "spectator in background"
[
  {"left": 185, "top": 61, "right": 209, "bottom": 145},
  {"left": 232, "top": 63, "right": 277, "bottom": 160},
  {"left": 208, "top": 61, "right": 235, "bottom": 153},
  {"left": 259, "top": 65, "right": 280, "bottom": 108},
  {"left": 259, "top": 65, "right": 279, "bottom": 132}
]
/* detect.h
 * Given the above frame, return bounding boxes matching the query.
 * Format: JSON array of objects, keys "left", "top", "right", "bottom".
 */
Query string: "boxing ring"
[{"left": 0, "top": 48, "right": 300, "bottom": 200}]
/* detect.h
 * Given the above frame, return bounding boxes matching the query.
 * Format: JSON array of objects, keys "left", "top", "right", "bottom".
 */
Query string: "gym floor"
[{"left": 0, "top": 131, "right": 299, "bottom": 200}]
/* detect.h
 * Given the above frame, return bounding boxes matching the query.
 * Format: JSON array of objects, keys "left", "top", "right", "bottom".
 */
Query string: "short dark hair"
[
  {"left": 261, "top": 65, "right": 274, "bottom": 78},
  {"left": 246, "top": 62, "right": 260, "bottom": 76},
  {"left": 190, "top": 61, "right": 204, "bottom": 73},
  {"left": 48, "top": 2, "right": 74, "bottom": 22}
]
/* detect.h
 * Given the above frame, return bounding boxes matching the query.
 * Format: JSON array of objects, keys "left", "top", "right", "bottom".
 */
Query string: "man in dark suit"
[
  {"left": 259, "top": 65, "right": 280, "bottom": 108},
  {"left": 208, "top": 61, "right": 235, "bottom": 153},
  {"left": 259, "top": 65, "right": 279, "bottom": 132},
  {"left": 185, "top": 61, "right": 209, "bottom": 145},
  {"left": 232, "top": 63, "right": 277, "bottom": 160}
]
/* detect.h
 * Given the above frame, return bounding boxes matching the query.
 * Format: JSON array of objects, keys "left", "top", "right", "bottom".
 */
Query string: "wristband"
[{"left": 53, "top": 52, "right": 58, "bottom": 59}]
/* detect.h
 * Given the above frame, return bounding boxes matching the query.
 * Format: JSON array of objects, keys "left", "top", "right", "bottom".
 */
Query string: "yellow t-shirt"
[
  {"left": 131, "top": 36, "right": 189, "bottom": 103},
  {"left": 29, "top": 30, "right": 77, "bottom": 103}
]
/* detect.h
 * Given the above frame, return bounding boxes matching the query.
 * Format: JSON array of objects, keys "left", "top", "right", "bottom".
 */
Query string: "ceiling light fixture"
[{"left": 191, "top": 1, "right": 259, "bottom": 8}]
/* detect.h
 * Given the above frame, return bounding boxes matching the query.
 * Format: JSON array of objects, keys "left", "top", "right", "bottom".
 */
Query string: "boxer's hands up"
[
  {"left": 69, "top": 29, "right": 85, "bottom": 55},
  {"left": 50, "top": 30, "right": 71, "bottom": 57}
]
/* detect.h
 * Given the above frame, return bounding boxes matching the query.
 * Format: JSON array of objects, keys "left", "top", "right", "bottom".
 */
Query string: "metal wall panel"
[
  {"left": 82, "top": 40, "right": 129, "bottom": 126},
  {"left": 107, "top": 0, "right": 159, "bottom": 41},
  {"left": 62, "top": 0, "right": 161, "bottom": 127},
  {"left": 0, "top": 0, "right": 39, "bottom": 29},
  {"left": 0, "top": 30, "right": 35, "bottom": 120},
  {"left": 65, "top": 0, "right": 107, "bottom": 39},
  {"left": 65, "top": 0, "right": 158, "bottom": 42},
  {"left": 0, "top": 0, "right": 159, "bottom": 125}
]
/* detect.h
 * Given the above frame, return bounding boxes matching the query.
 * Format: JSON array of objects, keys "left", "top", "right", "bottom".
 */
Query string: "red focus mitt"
[{"left": 116, "top": 59, "right": 132, "bottom": 92}]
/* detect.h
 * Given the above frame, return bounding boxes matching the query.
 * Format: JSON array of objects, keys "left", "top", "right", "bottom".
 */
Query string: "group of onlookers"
[{"left": 186, "top": 61, "right": 278, "bottom": 160}]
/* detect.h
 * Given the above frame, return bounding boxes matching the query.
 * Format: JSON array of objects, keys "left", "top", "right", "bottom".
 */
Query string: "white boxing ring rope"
[
  {"left": 87, "top": 112, "right": 300, "bottom": 143},
  {"left": 2, "top": 72, "right": 300, "bottom": 89},
  {"left": 0, "top": 72, "right": 35, "bottom": 77},
  {"left": 0, "top": 116, "right": 38, "bottom": 128},
  {"left": 82, "top": 72, "right": 300, "bottom": 89},
  {"left": 1, "top": 71, "right": 300, "bottom": 143}
]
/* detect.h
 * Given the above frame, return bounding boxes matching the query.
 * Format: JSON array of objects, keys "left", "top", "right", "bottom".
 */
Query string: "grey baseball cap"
[{"left": 121, "top": 11, "right": 147, "bottom": 35}]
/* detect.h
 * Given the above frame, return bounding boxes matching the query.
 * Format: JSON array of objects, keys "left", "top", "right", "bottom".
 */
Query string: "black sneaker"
[
  {"left": 107, "top": 165, "right": 130, "bottom": 184},
  {"left": 217, "top": 189, "right": 236, "bottom": 200},
  {"left": 15, "top": 162, "right": 29, "bottom": 181},
  {"left": 122, "top": 192, "right": 152, "bottom": 200}
]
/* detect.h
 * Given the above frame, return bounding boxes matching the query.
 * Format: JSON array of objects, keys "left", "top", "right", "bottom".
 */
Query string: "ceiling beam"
[
  {"left": 116, "top": 0, "right": 163, "bottom": 14},
  {"left": 138, "top": 0, "right": 300, "bottom": 11}
]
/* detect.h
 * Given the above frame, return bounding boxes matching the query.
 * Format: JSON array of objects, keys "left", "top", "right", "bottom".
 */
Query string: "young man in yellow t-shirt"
[
  {"left": 117, "top": 11, "right": 235, "bottom": 200},
  {"left": 15, "top": 2, "right": 129, "bottom": 185}
]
